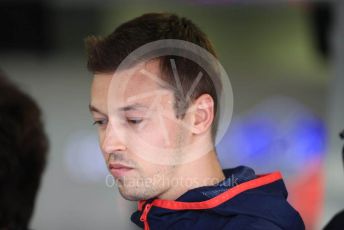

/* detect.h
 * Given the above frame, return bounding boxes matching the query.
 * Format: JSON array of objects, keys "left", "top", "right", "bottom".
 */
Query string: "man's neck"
[{"left": 157, "top": 150, "right": 225, "bottom": 200}]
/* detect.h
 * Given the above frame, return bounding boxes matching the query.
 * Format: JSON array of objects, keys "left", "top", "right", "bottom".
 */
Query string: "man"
[
  {"left": 0, "top": 72, "right": 48, "bottom": 229},
  {"left": 87, "top": 13, "right": 304, "bottom": 229}
]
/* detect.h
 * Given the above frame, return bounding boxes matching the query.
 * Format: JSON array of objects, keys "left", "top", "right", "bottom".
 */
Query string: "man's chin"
[
  {"left": 120, "top": 194, "right": 149, "bottom": 201},
  {"left": 118, "top": 187, "right": 150, "bottom": 201}
]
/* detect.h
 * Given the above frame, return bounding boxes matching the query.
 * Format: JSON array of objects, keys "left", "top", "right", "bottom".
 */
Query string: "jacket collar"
[{"left": 131, "top": 166, "right": 284, "bottom": 229}]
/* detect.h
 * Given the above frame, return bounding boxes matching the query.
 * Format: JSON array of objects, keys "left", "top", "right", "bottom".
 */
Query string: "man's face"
[{"left": 90, "top": 60, "right": 192, "bottom": 201}]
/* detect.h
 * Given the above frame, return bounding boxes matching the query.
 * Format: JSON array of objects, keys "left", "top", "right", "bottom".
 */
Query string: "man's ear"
[{"left": 190, "top": 94, "right": 214, "bottom": 135}]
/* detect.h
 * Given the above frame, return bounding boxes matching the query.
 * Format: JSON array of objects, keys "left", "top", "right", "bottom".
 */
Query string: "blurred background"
[{"left": 0, "top": 0, "right": 343, "bottom": 229}]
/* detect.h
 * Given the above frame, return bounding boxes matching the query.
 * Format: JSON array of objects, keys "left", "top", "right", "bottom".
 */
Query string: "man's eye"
[
  {"left": 92, "top": 119, "right": 108, "bottom": 126},
  {"left": 127, "top": 118, "right": 143, "bottom": 124}
]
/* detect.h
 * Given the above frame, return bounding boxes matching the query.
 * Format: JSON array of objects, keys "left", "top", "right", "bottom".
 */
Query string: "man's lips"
[{"left": 108, "top": 163, "right": 134, "bottom": 178}]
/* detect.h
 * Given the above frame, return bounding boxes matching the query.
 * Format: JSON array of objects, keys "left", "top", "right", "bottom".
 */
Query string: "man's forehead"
[
  {"left": 115, "top": 59, "right": 166, "bottom": 86},
  {"left": 92, "top": 60, "right": 174, "bottom": 112},
  {"left": 113, "top": 60, "right": 169, "bottom": 93},
  {"left": 91, "top": 91, "right": 173, "bottom": 115}
]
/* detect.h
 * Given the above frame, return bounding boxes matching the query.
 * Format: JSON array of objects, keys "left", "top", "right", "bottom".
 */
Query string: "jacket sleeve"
[{"left": 222, "top": 215, "right": 283, "bottom": 230}]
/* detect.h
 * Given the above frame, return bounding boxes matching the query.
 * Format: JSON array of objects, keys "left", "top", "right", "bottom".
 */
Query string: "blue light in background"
[{"left": 217, "top": 96, "right": 326, "bottom": 177}]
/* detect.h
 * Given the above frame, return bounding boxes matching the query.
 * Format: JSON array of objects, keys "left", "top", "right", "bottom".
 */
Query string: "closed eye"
[
  {"left": 92, "top": 119, "right": 108, "bottom": 127},
  {"left": 127, "top": 118, "right": 143, "bottom": 124}
]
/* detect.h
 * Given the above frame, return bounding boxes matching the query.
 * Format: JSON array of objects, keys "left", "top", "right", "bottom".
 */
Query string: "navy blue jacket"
[{"left": 131, "top": 166, "right": 305, "bottom": 230}]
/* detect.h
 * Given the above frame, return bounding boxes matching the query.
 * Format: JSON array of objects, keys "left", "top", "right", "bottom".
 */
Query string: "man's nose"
[{"left": 101, "top": 123, "right": 127, "bottom": 157}]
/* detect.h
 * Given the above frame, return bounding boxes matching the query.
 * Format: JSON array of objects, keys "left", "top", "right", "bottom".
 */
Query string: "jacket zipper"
[{"left": 140, "top": 203, "right": 152, "bottom": 230}]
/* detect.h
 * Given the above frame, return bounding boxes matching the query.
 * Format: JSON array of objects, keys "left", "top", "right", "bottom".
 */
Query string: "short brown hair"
[
  {"left": 85, "top": 12, "right": 220, "bottom": 138},
  {"left": 0, "top": 71, "right": 48, "bottom": 229}
]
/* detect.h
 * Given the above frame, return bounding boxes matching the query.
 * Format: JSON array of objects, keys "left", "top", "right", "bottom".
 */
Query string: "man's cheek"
[{"left": 133, "top": 124, "right": 166, "bottom": 147}]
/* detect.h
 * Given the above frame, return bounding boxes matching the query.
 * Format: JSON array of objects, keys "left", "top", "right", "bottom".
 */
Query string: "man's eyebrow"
[
  {"left": 89, "top": 104, "right": 106, "bottom": 116},
  {"left": 118, "top": 103, "right": 148, "bottom": 112}
]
